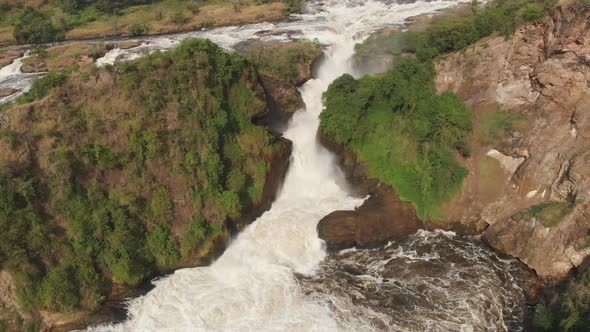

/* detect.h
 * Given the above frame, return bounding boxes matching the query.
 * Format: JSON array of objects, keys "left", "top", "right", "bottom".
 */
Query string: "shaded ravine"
[{"left": 57, "top": 0, "right": 530, "bottom": 330}]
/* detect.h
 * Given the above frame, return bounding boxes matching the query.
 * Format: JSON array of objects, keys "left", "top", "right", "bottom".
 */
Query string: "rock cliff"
[{"left": 435, "top": 3, "right": 590, "bottom": 279}]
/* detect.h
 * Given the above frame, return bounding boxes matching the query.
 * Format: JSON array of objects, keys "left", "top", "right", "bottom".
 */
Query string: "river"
[{"left": 1, "top": 0, "right": 531, "bottom": 331}]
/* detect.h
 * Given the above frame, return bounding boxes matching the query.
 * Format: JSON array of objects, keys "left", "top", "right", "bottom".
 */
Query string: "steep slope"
[{"left": 435, "top": 3, "right": 590, "bottom": 279}]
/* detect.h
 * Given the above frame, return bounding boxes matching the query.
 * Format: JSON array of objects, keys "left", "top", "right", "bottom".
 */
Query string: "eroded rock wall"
[{"left": 435, "top": 4, "right": 590, "bottom": 279}]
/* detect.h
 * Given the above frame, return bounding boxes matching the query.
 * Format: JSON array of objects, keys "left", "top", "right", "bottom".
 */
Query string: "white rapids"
[{"left": 0, "top": 51, "right": 45, "bottom": 104}]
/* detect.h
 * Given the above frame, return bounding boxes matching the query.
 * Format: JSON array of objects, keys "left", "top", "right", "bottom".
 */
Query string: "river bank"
[{"left": 0, "top": 1, "right": 294, "bottom": 47}]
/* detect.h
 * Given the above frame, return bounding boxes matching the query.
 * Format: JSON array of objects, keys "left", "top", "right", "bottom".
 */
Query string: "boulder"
[
  {"left": 0, "top": 88, "right": 19, "bottom": 98},
  {"left": 318, "top": 185, "right": 423, "bottom": 251}
]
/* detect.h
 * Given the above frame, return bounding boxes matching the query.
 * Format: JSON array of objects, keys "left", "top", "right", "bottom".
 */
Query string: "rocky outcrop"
[
  {"left": 318, "top": 185, "right": 422, "bottom": 251},
  {"left": 0, "top": 49, "right": 24, "bottom": 69},
  {"left": 237, "top": 40, "right": 322, "bottom": 129},
  {"left": 317, "top": 132, "right": 423, "bottom": 250},
  {"left": 435, "top": 3, "right": 590, "bottom": 279},
  {"left": 20, "top": 56, "right": 47, "bottom": 73},
  {"left": 0, "top": 88, "right": 19, "bottom": 98}
]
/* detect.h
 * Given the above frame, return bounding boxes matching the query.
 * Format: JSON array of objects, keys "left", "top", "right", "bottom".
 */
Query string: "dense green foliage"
[
  {"left": 320, "top": 58, "right": 472, "bottom": 219},
  {"left": 13, "top": 7, "right": 64, "bottom": 44},
  {"left": 355, "top": 0, "right": 555, "bottom": 65},
  {"left": 0, "top": 38, "right": 284, "bottom": 314},
  {"left": 533, "top": 269, "right": 590, "bottom": 331}
]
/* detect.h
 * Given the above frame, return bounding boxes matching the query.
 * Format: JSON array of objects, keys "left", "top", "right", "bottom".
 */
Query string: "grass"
[
  {"left": 478, "top": 156, "right": 505, "bottom": 200},
  {"left": 523, "top": 202, "right": 574, "bottom": 227},
  {"left": 479, "top": 107, "right": 530, "bottom": 145}
]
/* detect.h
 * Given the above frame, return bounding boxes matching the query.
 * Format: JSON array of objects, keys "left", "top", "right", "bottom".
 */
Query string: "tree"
[{"left": 13, "top": 7, "right": 64, "bottom": 45}]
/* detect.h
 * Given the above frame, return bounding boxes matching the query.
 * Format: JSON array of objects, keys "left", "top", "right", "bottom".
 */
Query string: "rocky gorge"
[
  {"left": 1, "top": 0, "right": 589, "bottom": 330},
  {"left": 319, "top": 0, "right": 590, "bottom": 282}
]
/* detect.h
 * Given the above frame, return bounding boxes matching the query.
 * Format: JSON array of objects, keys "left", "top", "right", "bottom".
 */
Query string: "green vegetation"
[
  {"left": 13, "top": 7, "right": 64, "bottom": 44},
  {"left": 320, "top": 58, "right": 472, "bottom": 220},
  {"left": 15, "top": 72, "right": 67, "bottom": 103},
  {"left": 0, "top": 38, "right": 286, "bottom": 317},
  {"left": 244, "top": 40, "right": 319, "bottom": 84},
  {"left": 328, "top": 0, "right": 558, "bottom": 221},
  {"left": 128, "top": 22, "right": 147, "bottom": 36},
  {"left": 533, "top": 269, "right": 590, "bottom": 331},
  {"left": 522, "top": 202, "right": 574, "bottom": 227},
  {"left": 283, "top": 0, "right": 305, "bottom": 14},
  {"left": 354, "top": 0, "right": 556, "bottom": 66}
]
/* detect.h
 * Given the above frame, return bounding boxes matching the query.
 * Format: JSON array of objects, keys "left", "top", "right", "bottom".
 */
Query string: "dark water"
[{"left": 299, "top": 230, "right": 532, "bottom": 332}]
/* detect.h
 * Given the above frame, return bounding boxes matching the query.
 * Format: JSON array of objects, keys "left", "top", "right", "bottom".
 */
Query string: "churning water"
[{"left": 0, "top": 0, "right": 532, "bottom": 330}]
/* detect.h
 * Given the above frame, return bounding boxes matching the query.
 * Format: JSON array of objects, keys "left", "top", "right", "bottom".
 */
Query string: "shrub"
[
  {"left": 522, "top": 3, "right": 545, "bottom": 21},
  {"left": 283, "top": 0, "right": 305, "bottom": 14},
  {"left": 38, "top": 266, "right": 80, "bottom": 312},
  {"left": 170, "top": 10, "right": 188, "bottom": 26},
  {"left": 16, "top": 72, "right": 67, "bottom": 103},
  {"left": 13, "top": 7, "right": 64, "bottom": 44},
  {"left": 218, "top": 190, "right": 241, "bottom": 218},
  {"left": 186, "top": 1, "right": 200, "bottom": 14},
  {"left": 533, "top": 303, "right": 553, "bottom": 330},
  {"left": 146, "top": 226, "right": 180, "bottom": 266},
  {"left": 79, "top": 143, "right": 120, "bottom": 168},
  {"left": 128, "top": 23, "right": 147, "bottom": 36},
  {"left": 150, "top": 185, "right": 174, "bottom": 224}
]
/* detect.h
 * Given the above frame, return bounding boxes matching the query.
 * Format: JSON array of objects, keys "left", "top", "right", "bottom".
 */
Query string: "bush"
[
  {"left": 522, "top": 3, "right": 545, "bottom": 21},
  {"left": 170, "top": 10, "right": 188, "bottom": 26},
  {"left": 186, "top": 1, "right": 200, "bottom": 14},
  {"left": 146, "top": 226, "right": 180, "bottom": 266},
  {"left": 128, "top": 23, "right": 147, "bottom": 36},
  {"left": 13, "top": 7, "right": 64, "bottom": 44},
  {"left": 283, "top": 0, "right": 305, "bottom": 14},
  {"left": 79, "top": 143, "right": 120, "bottom": 168},
  {"left": 150, "top": 185, "right": 174, "bottom": 224},
  {"left": 38, "top": 266, "right": 80, "bottom": 312},
  {"left": 218, "top": 190, "right": 241, "bottom": 218},
  {"left": 16, "top": 72, "right": 67, "bottom": 104}
]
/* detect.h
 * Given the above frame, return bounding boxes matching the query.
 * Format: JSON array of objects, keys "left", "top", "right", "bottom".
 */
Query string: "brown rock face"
[
  {"left": 0, "top": 50, "right": 24, "bottom": 68},
  {"left": 318, "top": 185, "right": 423, "bottom": 251},
  {"left": 435, "top": 4, "right": 590, "bottom": 279},
  {"left": 20, "top": 56, "right": 47, "bottom": 73}
]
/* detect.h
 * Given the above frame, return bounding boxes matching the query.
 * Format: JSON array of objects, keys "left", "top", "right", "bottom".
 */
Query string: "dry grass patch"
[{"left": 65, "top": 1, "right": 286, "bottom": 40}]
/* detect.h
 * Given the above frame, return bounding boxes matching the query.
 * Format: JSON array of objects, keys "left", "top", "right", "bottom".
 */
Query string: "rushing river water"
[{"left": 1, "top": 0, "right": 532, "bottom": 331}]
